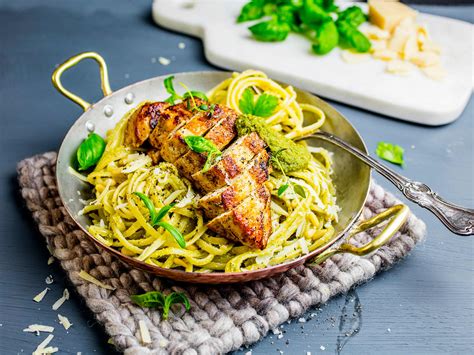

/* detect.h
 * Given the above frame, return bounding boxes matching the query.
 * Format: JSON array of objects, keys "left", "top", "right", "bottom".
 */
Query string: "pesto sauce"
[{"left": 236, "top": 115, "right": 311, "bottom": 173}]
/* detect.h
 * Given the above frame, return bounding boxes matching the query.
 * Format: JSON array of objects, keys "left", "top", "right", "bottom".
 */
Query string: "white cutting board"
[{"left": 152, "top": 0, "right": 473, "bottom": 125}]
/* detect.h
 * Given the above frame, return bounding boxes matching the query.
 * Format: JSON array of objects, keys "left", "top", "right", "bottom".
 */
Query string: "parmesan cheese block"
[{"left": 369, "top": 0, "right": 417, "bottom": 32}]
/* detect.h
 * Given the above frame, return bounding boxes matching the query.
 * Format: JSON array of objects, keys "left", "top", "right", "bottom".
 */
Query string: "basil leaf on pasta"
[
  {"left": 253, "top": 93, "right": 279, "bottom": 118},
  {"left": 76, "top": 133, "right": 106, "bottom": 171},
  {"left": 278, "top": 184, "right": 290, "bottom": 196},
  {"left": 133, "top": 192, "right": 157, "bottom": 223},
  {"left": 157, "top": 221, "right": 186, "bottom": 248},
  {"left": 293, "top": 184, "right": 306, "bottom": 198}
]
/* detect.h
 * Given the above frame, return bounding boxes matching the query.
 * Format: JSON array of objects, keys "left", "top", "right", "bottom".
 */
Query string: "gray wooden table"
[{"left": 0, "top": 1, "right": 472, "bottom": 354}]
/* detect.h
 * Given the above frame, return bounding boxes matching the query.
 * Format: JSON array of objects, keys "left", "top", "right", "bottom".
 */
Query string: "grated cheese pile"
[{"left": 342, "top": 0, "right": 446, "bottom": 80}]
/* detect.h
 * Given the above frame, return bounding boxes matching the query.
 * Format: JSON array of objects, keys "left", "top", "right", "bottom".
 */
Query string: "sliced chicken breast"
[
  {"left": 206, "top": 184, "right": 272, "bottom": 250},
  {"left": 192, "top": 132, "right": 266, "bottom": 193},
  {"left": 124, "top": 101, "right": 169, "bottom": 148},
  {"left": 159, "top": 104, "right": 228, "bottom": 163},
  {"left": 174, "top": 105, "right": 239, "bottom": 180},
  {"left": 198, "top": 149, "right": 271, "bottom": 219}
]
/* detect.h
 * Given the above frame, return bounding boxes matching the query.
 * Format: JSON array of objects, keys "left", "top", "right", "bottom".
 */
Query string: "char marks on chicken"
[{"left": 124, "top": 98, "right": 272, "bottom": 249}]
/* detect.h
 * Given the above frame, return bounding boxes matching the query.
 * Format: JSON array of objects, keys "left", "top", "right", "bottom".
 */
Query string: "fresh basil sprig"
[
  {"left": 163, "top": 76, "right": 208, "bottom": 104},
  {"left": 76, "top": 133, "right": 106, "bottom": 171},
  {"left": 239, "top": 88, "right": 279, "bottom": 118},
  {"left": 184, "top": 136, "right": 222, "bottom": 173},
  {"left": 237, "top": 0, "right": 370, "bottom": 55},
  {"left": 131, "top": 291, "right": 190, "bottom": 320},
  {"left": 272, "top": 149, "right": 306, "bottom": 199},
  {"left": 375, "top": 142, "right": 404, "bottom": 166},
  {"left": 133, "top": 192, "right": 186, "bottom": 248}
]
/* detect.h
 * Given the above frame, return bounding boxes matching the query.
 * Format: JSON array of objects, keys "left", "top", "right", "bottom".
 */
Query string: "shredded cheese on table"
[
  {"left": 33, "top": 288, "right": 50, "bottom": 303},
  {"left": 78, "top": 270, "right": 115, "bottom": 290},
  {"left": 33, "top": 334, "right": 54, "bottom": 354},
  {"left": 52, "top": 289, "right": 69, "bottom": 310},
  {"left": 57, "top": 314, "right": 72, "bottom": 330},
  {"left": 23, "top": 324, "right": 54, "bottom": 336}
]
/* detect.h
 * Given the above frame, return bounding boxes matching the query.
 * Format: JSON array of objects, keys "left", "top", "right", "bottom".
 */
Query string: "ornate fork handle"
[{"left": 305, "top": 132, "right": 474, "bottom": 236}]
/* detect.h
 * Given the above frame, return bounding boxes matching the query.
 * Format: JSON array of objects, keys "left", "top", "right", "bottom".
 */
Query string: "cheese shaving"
[
  {"left": 57, "top": 314, "right": 72, "bottom": 330},
  {"left": 52, "top": 289, "right": 69, "bottom": 310},
  {"left": 33, "top": 334, "right": 54, "bottom": 354},
  {"left": 33, "top": 288, "right": 50, "bottom": 303},
  {"left": 34, "top": 346, "right": 58, "bottom": 354},
  {"left": 78, "top": 270, "right": 115, "bottom": 290},
  {"left": 45, "top": 275, "right": 54, "bottom": 285},
  {"left": 23, "top": 324, "right": 55, "bottom": 336},
  {"left": 47, "top": 257, "right": 55, "bottom": 265},
  {"left": 139, "top": 320, "right": 152, "bottom": 344}
]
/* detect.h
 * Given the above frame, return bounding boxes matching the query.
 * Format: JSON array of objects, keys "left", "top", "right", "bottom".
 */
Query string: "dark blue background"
[{"left": 0, "top": 1, "right": 472, "bottom": 354}]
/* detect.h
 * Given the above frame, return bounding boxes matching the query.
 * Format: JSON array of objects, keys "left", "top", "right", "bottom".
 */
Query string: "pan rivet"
[
  {"left": 103, "top": 105, "right": 114, "bottom": 117},
  {"left": 124, "top": 93, "right": 135, "bottom": 104},
  {"left": 85, "top": 120, "right": 95, "bottom": 132}
]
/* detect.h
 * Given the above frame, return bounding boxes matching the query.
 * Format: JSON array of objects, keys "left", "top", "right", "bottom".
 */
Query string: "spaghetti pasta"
[{"left": 83, "top": 70, "right": 339, "bottom": 272}]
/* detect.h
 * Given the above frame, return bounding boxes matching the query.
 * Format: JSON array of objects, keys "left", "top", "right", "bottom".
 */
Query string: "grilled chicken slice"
[
  {"left": 198, "top": 149, "right": 271, "bottom": 219},
  {"left": 159, "top": 104, "right": 229, "bottom": 163},
  {"left": 174, "top": 105, "right": 239, "bottom": 180},
  {"left": 192, "top": 132, "right": 267, "bottom": 193},
  {"left": 206, "top": 184, "right": 272, "bottom": 250},
  {"left": 124, "top": 102, "right": 169, "bottom": 148},
  {"left": 147, "top": 100, "right": 198, "bottom": 155}
]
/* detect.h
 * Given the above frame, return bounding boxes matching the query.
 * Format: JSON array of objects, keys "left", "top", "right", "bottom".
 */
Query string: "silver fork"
[{"left": 300, "top": 131, "right": 474, "bottom": 236}]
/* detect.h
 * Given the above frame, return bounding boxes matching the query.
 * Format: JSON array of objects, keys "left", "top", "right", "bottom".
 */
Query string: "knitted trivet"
[{"left": 18, "top": 152, "right": 426, "bottom": 355}]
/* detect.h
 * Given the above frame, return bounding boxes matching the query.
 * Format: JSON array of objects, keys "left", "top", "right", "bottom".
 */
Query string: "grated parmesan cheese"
[
  {"left": 45, "top": 275, "right": 54, "bottom": 285},
  {"left": 52, "top": 289, "right": 69, "bottom": 310},
  {"left": 78, "top": 270, "right": 115, "bottom": 290},
  {"left": 139, "top": 320, "right": 152, "bottom": 344},
  {"left": 33, "top": 334, "right": 54, "bottom": 354},
  {"left": 57, "top": 314, "right": 72, "bottom": 330},
  {"left": 33, "top": 288, "right": 50, "bottom": 303},
  {"left": 23, "top": 324, "right": 54, "bottom": 336}
]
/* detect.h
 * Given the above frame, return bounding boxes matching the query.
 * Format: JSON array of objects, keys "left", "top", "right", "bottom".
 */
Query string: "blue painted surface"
[{"left": 0, "top": 1, "right": 472, "bottom": 354}]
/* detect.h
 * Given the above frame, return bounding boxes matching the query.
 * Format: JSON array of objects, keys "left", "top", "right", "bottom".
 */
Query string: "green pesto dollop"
[{"left": 236, "top": 115, "right": 311, "bottom": 173}]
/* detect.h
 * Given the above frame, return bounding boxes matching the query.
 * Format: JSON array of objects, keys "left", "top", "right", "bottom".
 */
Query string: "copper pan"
[{"left": 53, "top": 52, "right": 408, "bottom": 284}]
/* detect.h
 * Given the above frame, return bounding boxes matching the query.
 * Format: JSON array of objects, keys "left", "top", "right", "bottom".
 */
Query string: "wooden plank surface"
[{"left": 0, "top": 1, "right": 472, "bottom": 354}]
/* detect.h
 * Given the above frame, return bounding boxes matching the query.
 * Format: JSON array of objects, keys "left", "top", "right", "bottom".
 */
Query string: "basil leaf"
[
  {"left": 299, "top": 0, "right": 331, "bottom": 26},
  {"left": 133, "top": 192, "right": 157, "bottom": 223},
  {"left": 336, "top": 21, "right": 371, "bottom": 53},
  {"left": 375, "top": 142, "right": 404, "bottom": 166},
  {"left": 249, "top": 18, "right": 290, "bottom": 42},
  {"left": 202, "top": 150, "right": 222, "bottom": 173},
  {"left": 276, "top": 5, "right": 300, "bottom": 32},
  {"left": 163, "top": 292, "right": 191, "bottom": 320},
  {"left": 311, "top": 20, "right": 338, "bottom": 55},
  {"left": 278, "top": 184, "right": 290, "bottom": 196},
  {"left": 337, "top": 6, "right": 366, "bottom": 28},
  {"left": 182, "top": 90, "right": 209, "bottom": 101},
  {"left": 253, "top": 93, "right": 279, "bottom": 117},
  {"left": 131, "top": 291, "right": 165, "bottom": 308},
  {"left": 237, "top": 0, "right": 265, "bottom": 23},
  {"left": 239, "top": 88, "right": 255, "bottom": 115},
  {"left": 322, "top": 0, "right": 338, "bottom": 12},
  {"left": 153, "top": 203, "right": 175, "bottom": 225},
  {"left": 293, "top": 183, "right": 306, "bottom": 198},
  {"left": 184, "top": 136, "right": 220, "bottom": 154},
  {"left": 76, "top": 133, "right": 106, "bottom": 171},
  {"left": 163, "top": 76, "right": 182, "bottom": 104},
  {"left": 157, "top": 221, "right": 186, "bottom": 248}
]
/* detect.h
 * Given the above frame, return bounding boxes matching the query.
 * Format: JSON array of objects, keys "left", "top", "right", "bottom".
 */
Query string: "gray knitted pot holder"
[{"left": 17, "top": 152, "right": 426, "bottom": 355}]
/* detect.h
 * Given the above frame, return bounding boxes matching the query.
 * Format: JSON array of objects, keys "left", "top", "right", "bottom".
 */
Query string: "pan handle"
[
  {"left": 311, "top": 204, "right": 409, "bottom": 265},
  {"left": 52, "top": 52, "right": 112, "bottom": 111}
]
